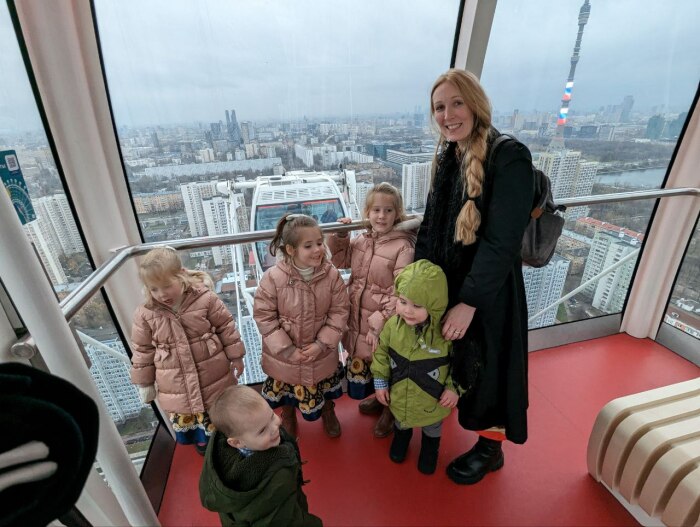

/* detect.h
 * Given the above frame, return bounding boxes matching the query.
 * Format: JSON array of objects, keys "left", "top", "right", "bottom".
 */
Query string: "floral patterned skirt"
[
  {"left": 262, "top": 363, "right": 344, "bottom": 421},
  {"left": 169, "top": 411, "right": 215, "bottom": 445},
  {"left": 346, "top": 356, "right": 374, "bottom": 400}
]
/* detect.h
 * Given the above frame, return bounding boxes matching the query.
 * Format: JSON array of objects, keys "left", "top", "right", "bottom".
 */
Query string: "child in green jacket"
[
  {"left": 371, "top": 259, "right": 460, "bottom": 475},
  {"left": 199, "top": 385, "right": 322, "bottom": 527}
]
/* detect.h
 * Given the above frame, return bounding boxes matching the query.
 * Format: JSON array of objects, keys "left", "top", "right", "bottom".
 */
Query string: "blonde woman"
[{"left": 415, "top": 69, "right": 534, "bottom": 484}]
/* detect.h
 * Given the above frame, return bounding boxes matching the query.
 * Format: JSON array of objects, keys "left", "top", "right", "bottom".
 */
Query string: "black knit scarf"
[{"left": 428, "top": 141, "right": 473, "bottom": 274}]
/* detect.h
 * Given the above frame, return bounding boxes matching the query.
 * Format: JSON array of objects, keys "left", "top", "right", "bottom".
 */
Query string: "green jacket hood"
[{"left": 394, "top": 259, "right": 448, "bottom": 327}]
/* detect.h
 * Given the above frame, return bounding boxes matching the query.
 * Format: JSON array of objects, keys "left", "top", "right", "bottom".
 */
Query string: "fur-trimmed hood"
[{"left": 394, "top": 215, "right": 423, "bottom": 232}]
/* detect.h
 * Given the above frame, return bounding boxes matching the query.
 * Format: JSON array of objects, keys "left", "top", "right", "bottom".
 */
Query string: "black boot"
[
  {"left": 417, "top": 433, "right": 441, "bottom": 475},
  {"left": 446, "top": 436, "right": 504, "bottom": 485},
  {"left": 389, "top": 426, "right": 413, "bottom": 463}
]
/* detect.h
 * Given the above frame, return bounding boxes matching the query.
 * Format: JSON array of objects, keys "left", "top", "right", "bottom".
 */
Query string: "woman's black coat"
[{"left": 414, "top": 132, "right": 534, "bottom": 444}]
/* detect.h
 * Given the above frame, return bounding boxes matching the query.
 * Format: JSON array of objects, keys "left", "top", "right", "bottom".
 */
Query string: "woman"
[{"left": 415, "top": 69, "right": 534, "bottom": 485}]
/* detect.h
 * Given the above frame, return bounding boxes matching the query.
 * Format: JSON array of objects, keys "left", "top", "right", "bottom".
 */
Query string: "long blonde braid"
[{"left": 454, "top": 125, "right": 489, "bottom": 244}]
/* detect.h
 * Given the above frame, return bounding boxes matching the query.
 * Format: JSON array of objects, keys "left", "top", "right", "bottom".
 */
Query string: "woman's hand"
[
  {"left": 365, "top": 331, "right": 379, "bottom": 353},
  {"left": 300, "top": 342, "right": 323, "bottom": 362},
  {"left": 439, "top": 389, "right": 459, "bottom": 408},
  {"left": 375, "top": 389, "right": 390, "bottom": 406},
  {"left": 441, "top": 303, "right": 476, "bottom": 341},
  {"left": 337, "top": 217, "right": 352, "bottom": 224}
]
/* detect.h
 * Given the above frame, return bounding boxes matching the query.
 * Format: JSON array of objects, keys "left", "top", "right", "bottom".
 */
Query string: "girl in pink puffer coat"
[
  {"left": 130, "top": 247, "right": 245, "bottom": 455},
  {"left": 327, "top": 182, "right": 420, "bottom": 438},
  {"left": 254, "top": 214, "right": 349, "bottom": 439}
]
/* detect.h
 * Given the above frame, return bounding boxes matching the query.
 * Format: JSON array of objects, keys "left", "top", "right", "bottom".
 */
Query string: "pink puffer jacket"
[
  {"left": 253, "top": 260, "right": 349, "bottom": 386},
  {"left": 130, "top": 285, "right": 245, "bottom": 414},
  {"left": 327, "top": 217, "right": 420, "bottom": 361}
]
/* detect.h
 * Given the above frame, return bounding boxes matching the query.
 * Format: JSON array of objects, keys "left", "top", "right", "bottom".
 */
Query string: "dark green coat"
[
  {"left": 199, "top": 429, "right": 322, "bottom": 527},
  {"left": 371, "top": 260, "right": 459, "bottom": 428},
  {"left": 415, "top": 132, "right": 534, "bottom": 444}
]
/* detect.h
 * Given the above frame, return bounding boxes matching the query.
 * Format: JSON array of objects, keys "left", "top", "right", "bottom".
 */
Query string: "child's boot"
[
  {"left": 417, "top": 432, "right": 441, "bottom": 474},
  {"left": 358, "top": 395, "right": 383, "bottom": 415},
  {"left": 280, "top": 406, "right": 298, "bottom": 439},
  {"left": 389, "top": 426, "right": 413, "bottom": 463},
  {"left": 374, "top": 406, "right": 395, "bottom": 438},
  {"left": 321, "top": 400, "right": 341, "bottom": 438},
  {"left": 194, "top": 442, "right": 208, "bottom": 456}
]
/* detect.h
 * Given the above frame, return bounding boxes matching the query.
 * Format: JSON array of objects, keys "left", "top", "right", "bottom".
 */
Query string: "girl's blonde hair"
[
  {"left": 269, "top": 213, "right": 326, "bottom": 263},
  {"left": 362, "top": 182, "right": 407, "bottom": 231},
  {"left": 430, "top": 69, "right": 492, "bottom": 245},
  {"left": 139, "top": 246, "right": 214, "bottom": 306}
]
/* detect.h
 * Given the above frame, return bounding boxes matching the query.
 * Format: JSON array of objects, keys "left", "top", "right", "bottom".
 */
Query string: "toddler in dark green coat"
[
  {"left": 371, "top": 259, "right": 462, "bottom": 474},
  {"left": 199, "top": 385, "right": 322, "bottom": 526}
]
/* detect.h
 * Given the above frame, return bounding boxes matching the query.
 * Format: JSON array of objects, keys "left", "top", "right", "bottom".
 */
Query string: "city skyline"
[{"left": 2, "top": 0, "right": 698, "bottom": 132}]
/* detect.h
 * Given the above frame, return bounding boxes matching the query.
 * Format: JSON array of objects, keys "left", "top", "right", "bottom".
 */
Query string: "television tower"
[{"left": 549, "top": 0, "right": 591, "bottom": 151}]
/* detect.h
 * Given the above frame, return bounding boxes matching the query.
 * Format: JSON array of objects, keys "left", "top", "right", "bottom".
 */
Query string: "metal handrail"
[
  {"left": 528, "top": 248, "right": 641, "bottom": 323},
  {"left": 11, "top": 186, "right": 699, "bottom": 358},
  {"left": 556, "top": 187, "right": 698, "bottom": 207}
]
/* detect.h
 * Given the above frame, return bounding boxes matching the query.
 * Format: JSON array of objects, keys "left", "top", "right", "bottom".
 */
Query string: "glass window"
[
  {"left": 94, "top": 0, "right": 460, "bottom": 380},
  {"left": 480, "top": 0, "right": 699, "bottom": 328},
  {"left": 663, "top": 218, "right": 700, "bottom": 340},
  {"left": 254, "top": 198, "right": 344, "bottom": 271},
  {"left": 0, "top": 3, "right": 157, "bottom": 472}
]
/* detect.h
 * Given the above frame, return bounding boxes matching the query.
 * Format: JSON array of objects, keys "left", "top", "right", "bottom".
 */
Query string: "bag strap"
[
  {"left": 488, "top": 133, "right": 566, "bottom": 219},
  {"left": 486, "top": 133, "right": 540, "bottom": 218},
  {"left": 486, "top": 133, "right": 515, "bottom": 173}
]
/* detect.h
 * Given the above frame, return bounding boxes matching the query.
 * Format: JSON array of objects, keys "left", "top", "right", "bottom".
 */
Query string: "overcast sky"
[{"left": 2, "top": 0, "right": 698, "bottom": 131}]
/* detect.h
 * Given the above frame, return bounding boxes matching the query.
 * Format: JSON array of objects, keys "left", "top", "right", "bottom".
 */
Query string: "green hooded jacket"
[
  {"left": 370, "top": 259, "right": 460, "bottom": 428},
  {"left": 199, "top": 428, "right": 322, "bottom": 527}
]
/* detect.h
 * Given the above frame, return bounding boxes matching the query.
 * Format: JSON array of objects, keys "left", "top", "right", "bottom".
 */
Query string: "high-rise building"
[
  {"left": 354, "top": 181, "right": 374, "bottom": 213},
  {"left": 240, "top": 121, "right": 254, "bottom": 143},
  {"left": 84, "top": 339, "right": 142, "bottom": 424},
  {"left": 620, "top": 95, "right": 634, "bottom": 123},
  {"left": 33, "top": 193, "right": 83, "bottom": 256},
  {"left": 210, "top": 121, "right": 223, "bottom": 139},
  {"left": 569, "top": 160, "right": 598, "bottom": 220},
  {"left": 536, "top": 149, "right": 581, "bottom": 200},
  {"left": 151, "top": 131, "right": 160, "bottom": 150},
  {"left": 202, "top": 196, "right": 232, "bottom": 266},
  {"left": 645, "top": 115, "right": 666, "bottom": 140},
  {"left": 294, "top": 144, "right": 314, "bottom": 167},
  {"left": 535, "top": 149, "right": 597, "bottom": 219},
  {"left": 401, "top": 162, "right": 431, "bottom": 211},
  {"left": 181, "top": 181, "right": 218, "bottom": 237},
  {"left": 522, "top": 255, "right": 570, "bottom": 329},
  {"left": 198, "top": 148, "right": 215, "bottom": 163},
  {"left": 227, "top": 109, "right": 243, "bottom": 145},
  {"left": 665, "top": 112, "right": 688, "bottom": 139},
  {"left": 581, "top": 230, "right": 641, "bottom": 313},
  {"left": 23, "top": 220, "right": 67, "bottom": 285},
  {"left": 240, "top": 316, "right": 264, "bottom": 384}
]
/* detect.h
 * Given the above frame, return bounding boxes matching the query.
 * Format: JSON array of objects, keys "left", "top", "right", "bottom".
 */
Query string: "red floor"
[{"left": 159, "top": 333, "right": 699, "bottom": 526}]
